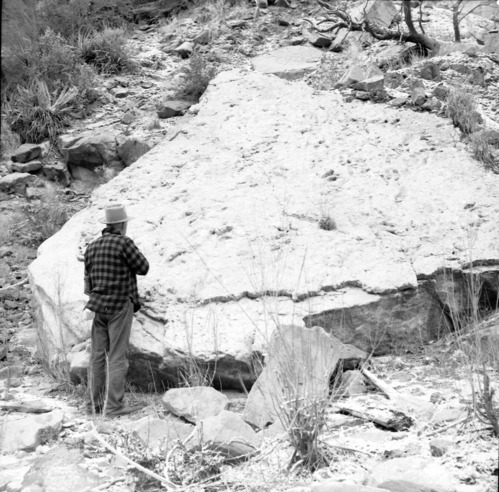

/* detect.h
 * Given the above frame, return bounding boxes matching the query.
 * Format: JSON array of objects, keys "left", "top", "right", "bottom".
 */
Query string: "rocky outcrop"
[{"left": 28, "top": 70, "right": 499, "bottom": 390}]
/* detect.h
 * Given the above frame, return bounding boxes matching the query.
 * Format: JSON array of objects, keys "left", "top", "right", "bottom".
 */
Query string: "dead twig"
[
  {"left": 0, "top": 278, "right": 28, "bottom": 293},
  {"left": 90, "top": 422, "right": 179, "bottom": 491}
]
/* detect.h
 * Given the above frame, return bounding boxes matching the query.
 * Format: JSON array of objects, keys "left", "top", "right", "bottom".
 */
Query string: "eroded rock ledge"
[{"left": 28, "top": 69, "right": 499, "bottom": 389}]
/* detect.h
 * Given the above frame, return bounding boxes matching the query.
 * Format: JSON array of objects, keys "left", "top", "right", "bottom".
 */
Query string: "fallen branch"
[
  {"left": 361, "top": 367, "right": 434, "bottom": 417},
  {"left": 336, "top": 406, "right": 413, "bottom": 431},
  {"left": 0, "top": 278, "right": 29, "bottom": 293},
  {"left": 0, "top": 402, "right": 51, "bottom": 414},
  {"left": 90, "top": 422, "right": 179, "bottom": 491}
]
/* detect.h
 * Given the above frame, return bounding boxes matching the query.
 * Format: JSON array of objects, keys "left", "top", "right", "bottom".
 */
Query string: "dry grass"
[{"left": 446, "top": 88, "right": 482, "bottom": 135}]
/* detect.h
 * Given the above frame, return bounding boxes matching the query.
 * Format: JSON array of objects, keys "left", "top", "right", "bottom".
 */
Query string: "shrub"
[
  {"left": 77, "top": 28, "right": 137, "bottom": 74},
  {"left": 38, "top": 0, "right": 135, "bottom": 40},
  {"left": 2, "top": 81, "right": 78, "bottom": 144},
  {"left": 176, "top": 50, "right": 218, "bottom": 101},
  {"left": 447, "top": 89, "right": 482, "bottom": 135},
  {"left": 470, "top": 133, "right": 499, "bottom": 174},
  {"left": 1, "top": 29, "right": 96, "bottom": 103},
  {"left": 318, "top": 214, "right": 336, "bottom": 231}
]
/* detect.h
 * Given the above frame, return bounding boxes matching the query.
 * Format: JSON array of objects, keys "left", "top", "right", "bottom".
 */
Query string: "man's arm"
[
  {"left": 123, "top": 237, "right": 149, "bottom": 275},
  {"left": 83, "top": 249, "right": 92, "bottom": 295}
]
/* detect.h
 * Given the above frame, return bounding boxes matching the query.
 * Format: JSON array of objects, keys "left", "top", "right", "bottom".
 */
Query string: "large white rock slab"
[{"left": 28, "top": 69, "right": 499, "bottom": 389}]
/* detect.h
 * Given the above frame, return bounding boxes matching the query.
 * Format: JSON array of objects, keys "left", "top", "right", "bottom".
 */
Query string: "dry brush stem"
[
  {"left": 90, "top": 422, "right": 180, "bottom": 490},
  {"left": 316, "top": 0, "right": 439, "bottom": 54}
]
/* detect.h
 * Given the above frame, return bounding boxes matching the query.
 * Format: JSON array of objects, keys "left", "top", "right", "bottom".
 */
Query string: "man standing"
[{"left": 84, "top": 204, "right": 149, "bottom": 417}]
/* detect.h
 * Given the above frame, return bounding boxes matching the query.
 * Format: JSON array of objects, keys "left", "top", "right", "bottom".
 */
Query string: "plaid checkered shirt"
[{"left": 84, "top": 228, "right": 149, "bottom": 314}]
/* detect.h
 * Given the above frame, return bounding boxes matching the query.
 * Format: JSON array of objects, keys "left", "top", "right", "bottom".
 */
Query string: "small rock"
[
  {"left": 0, "top": 365, "right": 24, "bottom": 379},
  {"left": 174, "top": 41, "right": 194, "bottom": 58},
  {"left": 112, "top": 88, "right": 133, "bottom": 98},
  {"left": 433, "top": 406, "right": 467, "bottom": 424},
  {"left": 197, "top": 410, "right": 260, "bottom": 459},
  {"left": 117, "top": 137, "right": 153, "bottom": 166},
  {"left": 389, "top": 96, "right": 408, "bottom": 107},
  {"left": 0, "top": 410, "right": 63, "bottom": 453},
  {"left": 433, "top": 84, "right": 449, "bottom": 101},
  {"left": 0, "top": 287, "right": 20, "bottom": 301},
  {"left": 0, "top": 344, "right": 7, "bottom": 360},
  {"left": 420, "top": 62, "right": 441, "bottom": 81},
  {"left": 312, "top": 481, "right": 386, "bottom": 491},
  {"left": 353, "top": 75, "right": 385, "bottom": 92},
  {"left": 11, "top": 144, "right": 42, "bottom": 163},
  {"left": 127, "top": 415, "right": 193, "bottom": 451},
  {"left": 368, "top": 456, "right": 459, "bottom": 492},
  {"left": 430, "top": 438, "right": 453, "bottom": 457},
  {"left": 194, "top": 30, "right": 211, "bottom": 45},
  {"left": 277, "top": 15, "right": 292, "bottom": 26},
  {"left": 11, "top": 160, "right": 43, "bottom": 173},
  {"left": 120, "top": 112, "right": 136, "bottom": 125},
  {"left": 0, "top": 173, "right": 36, "bottom": 195},
  {"left": 411, "top": 86, "right": 426, "bottom": 106},
  {"left": 303, "top": 29, "right": 331, "bottom": 49},
  {"left": 377, "top": 480, "right": 435, "bottom": 492},
  {"left": 421, "top": 97, "right": 442, "bottom": 112},
  {"left": 163, "top": 386, "right": 229, "bottom": 423},
  {"left": 355, "top": 91, "right": 371, "bottom": 101},
  {"left": 338, "top": 370, "right": 368, "bottom": 397},
  {"left": 42, "top": 162, "right": 70, "bottom": 185},
  {"left": 157, "top": 100, "right": 194, "bottom": 119}
]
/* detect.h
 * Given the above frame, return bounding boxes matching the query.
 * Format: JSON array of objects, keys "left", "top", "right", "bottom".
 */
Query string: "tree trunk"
[{"left": 453, "top": 1, "right": 462, "bottom": 42}]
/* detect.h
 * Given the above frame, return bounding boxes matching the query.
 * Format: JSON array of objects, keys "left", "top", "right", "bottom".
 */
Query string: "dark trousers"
[{"left": 88, "top": 300, "right": 133, "bottom": 412}]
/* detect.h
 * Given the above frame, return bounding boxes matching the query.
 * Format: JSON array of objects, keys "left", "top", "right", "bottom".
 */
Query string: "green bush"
[
  {"left": 446, "top": 89, "right": 483, "bottom": 135},
  {"left": 77, "top": 28, "right": 137, "bottom": 74},
  {"left": 38, "top": 0, "right": 135, "bottom": 40},
  {"left": 471, "top": 133, "right": 499, "bottom": 174},
  {"left": 176, "top": 50, "right": 218, "bottom": 101},
  {"left": 1, "top": 29, "right": 96, "bottom": 99},
  {"left": 3, "top": 81, "right": 78, "bottom": 144}
]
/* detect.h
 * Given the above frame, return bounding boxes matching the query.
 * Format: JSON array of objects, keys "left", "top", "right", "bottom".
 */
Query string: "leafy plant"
[
  {"left": 176, "top": 50, "right": 218, "bottom": 101},
  {"left": 446, "top": 89, "right": 482, "bottom": 135},
  {"left": 77, "top": 27, "right": 137, "bottom": 75},
  {"left": 318, "top": 214, "right": 336, "bottom": 231},
  {"left": 38, "top": 0, "right": 134, "bottom": 40},
  {"left": 470, "top": 133, "right": 499, "bottom": 174},
  {"left": 3, "top": 81, "right": 78, "bottom": 144}
]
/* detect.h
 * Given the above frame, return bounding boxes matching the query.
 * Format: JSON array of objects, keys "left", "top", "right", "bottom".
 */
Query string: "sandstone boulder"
[
  {"left": 197, "top": 410, "right": 260, "bottom": 459},
  {"left": 243, "top": 325, "right": 341, "bottom": 429},
  {"left": 11, "top": 160, "right": 43, "bottom": 173},
  {"left": 0, "top": 172, "right": 35, "bottom": 195},
  {"left": 337, "top": 63, "right": 384, "bottom": 89},
  {"left": 312, "top": 482, "right": 386, "bottom": 492},
  {"left": 11, "top": 143, "right": 42, "bottom": 163},
  {"left": 157, "top": 100, "right": 194, "bottom": 119},
  {"left": 350, "top": 0, "right": 398, "bottom": 28},
  {"left": 484, "top": 31, "right": 499, "bottom": 54},
  {"left": 117, "top": 137, "right": 154, "bottom": 166},
  {"left": 252, "top": 46, "right": 323, "bottom": 80},
  {"left": 0, "top": 410, "right": 63, "bottom": 453},
  {"left": 162, "top": 386, "right": 229, "bottom": 423},
  {"left": 127, "top": 414, "right": 194, "bottom": 451},
  {"left": 28, "top": 70, "right": 499, "bottom": 391},
  {"left": 367, "top": 457, "right": 459, "bottom": 492},
  {"left": 58, "top": 130, "right": 119, "bottom": 170},
  {"left": 42, "top": 162, "right": 70, "bottom": 185},
  {"left": 21, "top": 445, "right": 100, "bottom": 492}
]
